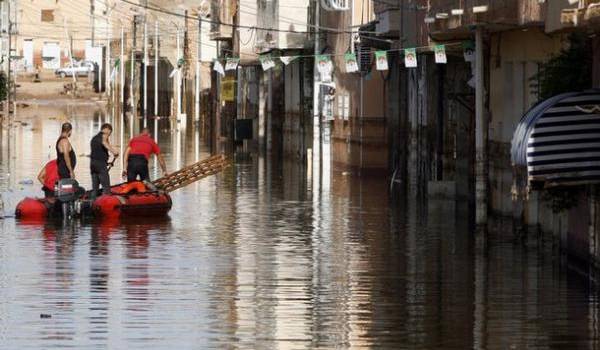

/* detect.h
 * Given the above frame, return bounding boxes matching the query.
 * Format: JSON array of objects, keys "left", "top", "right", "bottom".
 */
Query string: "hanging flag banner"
[
  {"left": 279, "top": 56, "right": 298, "bottom": 65},
  {"left": 110, "top": 67, "right": 118, "bottom": 82},
  {"left": 221, "top": 76, "right": 235, "bottom": 102},
  {"left": 463, "top": 40, "right": 475, "bottom": 62},
  {"left": 260, "top": 55, "right": 276, "bottom": 71},
  {"left": 213, "top": 60, "right": 225, "bottom": 76},
  {"left": 404, "top": 48, "right": 417, "bottom": 68},
  {"left": 434, "top": 45, "right": 447, "bottom": 64},
  {"left": 110, "top": 58, "right": 120, "bottom": 82},
  {"left": 345, "top": 52, "right": 359, "bottom": 73},
  {"left": 375, "top": 51, "right": 388, "bottom": 71},
  {"left": 316, "top": 55, "right": 333, "bottom": 82},
  {"left": 225, "top": 57, "right": 239, "bottom": 71}
]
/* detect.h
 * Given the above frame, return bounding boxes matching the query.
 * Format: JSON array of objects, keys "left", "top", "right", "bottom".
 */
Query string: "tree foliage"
[{"left": 532, "top": 33, "right": 592, "bottom": 100}]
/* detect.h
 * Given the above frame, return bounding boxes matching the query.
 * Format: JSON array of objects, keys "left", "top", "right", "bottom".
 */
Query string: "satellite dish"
[{"left": 198, "top": 0, "right": 210, "bottom": 18}]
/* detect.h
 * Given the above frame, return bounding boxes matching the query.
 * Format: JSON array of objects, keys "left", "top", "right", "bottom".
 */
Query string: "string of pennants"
[{"left": 213, "top": 42, "right": 467, "bottom": 77}]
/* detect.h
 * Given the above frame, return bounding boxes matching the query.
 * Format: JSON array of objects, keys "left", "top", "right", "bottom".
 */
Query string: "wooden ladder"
[{"left": 153, "top": 154, "right": 230, "bottom": 193}]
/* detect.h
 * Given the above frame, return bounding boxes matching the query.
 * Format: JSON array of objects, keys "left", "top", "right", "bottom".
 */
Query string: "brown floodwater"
[{"left": 0, "top": 101, "right": 599, "bottom": 349}]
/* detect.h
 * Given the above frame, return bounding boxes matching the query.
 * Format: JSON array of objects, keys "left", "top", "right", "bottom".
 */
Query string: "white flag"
[
  {"left": 375, "top": 51, "right": 389, "bottom": 71},
  {"left": 404, "top": 48, "right": 417, "bottom": 68},
  {"left": 110, "top": 58, "right": 120, "bottom": 82},
  {"left": 260, "top": 55, "right": 275, "bottom": 71},
  {"left": 434, "top": 45, "right": 447, "bottom": 64},
  {"left": 225, "top": 58, "right": 239, "bottom": 71},
  {"left": 279, "top": 56, "right": 298, "bottom": 65},
  {"left": 316, "top": 55, "right": 333, "bottom": 82},
  {"left": 345, "top": 53, "right": 359, "bottom": 73},
  {"left": 110, "top": 67, "right": 118, "bottom": 82},
  {"left": 213, "top": 60, "right": 225, "bottom": 76}
]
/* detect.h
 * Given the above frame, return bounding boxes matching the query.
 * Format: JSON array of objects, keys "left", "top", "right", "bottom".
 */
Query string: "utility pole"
[
  {"left": 131, "top": 17, "right": 137, "bottom": 132},
  {"left": 11, "top": 0, "right": 16, "bottom": 115},
  {"left": 64, "top": 18, "right": 77, "bottom": 95},
  {"left": 105, "top": 1, "right": 111, "bottom": 101},
  {"left": 311, "top": 0, "right": 321, "bottom": 191},
  {"left": 195, "top": 16, "right": 201, "bottom": 124},
  {"left": 120, "top": 25, "right": 125, "bottom": 170},
  {"left": 475, "top": 26, "right": 488, "bottom": 228},
  {"left": 130, "top": 48, "right": 134, "bottom": 137},
  {"left": 176, "top": 27, "right": 181, "bottom": 123},
  {"left": 154, "top": 21, "right": 158, "bottom": 142},
  {"left": 90, "top": 0, "right": 95, "bottom": 45},
  {"left": 154, "top": 22, "right": 158, "bottom": 116},
  {"left": 143, "top": 21, "right": 147, "bottom": 127},
  {"left": 7, "top": 0, "right": 11, "bottom": 117}
]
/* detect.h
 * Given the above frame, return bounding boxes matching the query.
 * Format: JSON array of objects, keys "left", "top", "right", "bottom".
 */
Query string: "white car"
[{"left": 55, "top": 61, "right": 94, "bottom": 78}]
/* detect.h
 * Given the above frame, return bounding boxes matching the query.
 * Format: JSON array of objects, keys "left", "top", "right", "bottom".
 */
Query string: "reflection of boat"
[{"left": 15, "top": 181, "right": 172, "bottom": 220}]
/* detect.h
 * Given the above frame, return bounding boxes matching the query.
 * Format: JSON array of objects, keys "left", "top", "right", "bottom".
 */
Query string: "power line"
[{"left": 120, "top": 0, "right": 373, "bottom": 35}]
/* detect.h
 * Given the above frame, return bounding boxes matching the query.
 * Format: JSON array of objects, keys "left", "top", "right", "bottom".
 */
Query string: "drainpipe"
[{"left": 475, "top": 26, "right": 488, "bottom": 227}]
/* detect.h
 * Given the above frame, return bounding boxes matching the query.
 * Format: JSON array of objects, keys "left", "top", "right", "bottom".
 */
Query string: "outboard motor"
[{"left": 55, "top": 179, "right": 84, "bottom": 219}]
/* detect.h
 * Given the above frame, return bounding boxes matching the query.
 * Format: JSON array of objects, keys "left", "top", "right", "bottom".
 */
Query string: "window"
[{"left": 41, "top": 9, "right": 54, "bottom": 22}]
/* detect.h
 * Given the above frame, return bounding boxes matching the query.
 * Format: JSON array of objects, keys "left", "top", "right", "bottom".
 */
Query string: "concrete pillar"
[{"left": 475, "top": 27, "right": 488, "bottom": 227}]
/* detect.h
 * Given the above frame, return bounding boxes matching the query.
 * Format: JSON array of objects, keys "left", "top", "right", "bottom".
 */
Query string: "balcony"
[
  {"left": 209, "top": 0, "right": 234, "bottom": 41},
  {"left": 253, "top": 0, "right": 311, "bottom": 53},
  {"left": 427, "top": 0, "right": 545, "bottom": 38},
  {"left": 560, "top": 0, "right": 600, "bottom": 30}
]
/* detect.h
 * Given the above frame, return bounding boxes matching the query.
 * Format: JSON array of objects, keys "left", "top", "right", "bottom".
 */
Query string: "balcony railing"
[
  {"left": 427, "top": 0, "right": 544, "bottom": 33},
  {"left": 209, "top": 0, "right": 234, "bottom": 40}
]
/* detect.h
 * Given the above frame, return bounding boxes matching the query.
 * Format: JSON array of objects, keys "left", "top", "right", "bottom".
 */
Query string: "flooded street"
[{"left": 0, "top": 104, "right": 599, "bottom": 349}]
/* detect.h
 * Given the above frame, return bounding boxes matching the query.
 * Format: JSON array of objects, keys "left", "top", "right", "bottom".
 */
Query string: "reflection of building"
[{"left": 208, "top": 0, "right": 313, "bottom": 156}]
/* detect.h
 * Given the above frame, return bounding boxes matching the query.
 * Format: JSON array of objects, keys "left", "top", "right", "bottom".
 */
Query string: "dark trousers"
[
  {"left": 90, "top": 159, "right": 111, "bottom": 197},
  {"left": 58, "top": 162, "right": 71, "bottom": 179},
  {"left": 127, "top": 155, "right": 149, "bottom": 182}
]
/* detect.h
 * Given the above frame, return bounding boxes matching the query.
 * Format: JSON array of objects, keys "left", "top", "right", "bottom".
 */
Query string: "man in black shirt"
[{"left": 90, "top": 123, "right": 120, "bottom": 197}]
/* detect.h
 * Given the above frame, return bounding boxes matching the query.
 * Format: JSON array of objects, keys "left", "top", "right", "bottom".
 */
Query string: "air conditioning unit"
[
  {"left": 375, "top": 9, "right": 401, "bottom": 36},
  {"left": 354, "top": 41, "right": 371, "bottom": 73}
]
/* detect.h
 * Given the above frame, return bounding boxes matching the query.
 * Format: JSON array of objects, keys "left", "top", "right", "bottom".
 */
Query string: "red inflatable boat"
[{"left": 15, "top": 181, "right": 172, "bottom": 220}]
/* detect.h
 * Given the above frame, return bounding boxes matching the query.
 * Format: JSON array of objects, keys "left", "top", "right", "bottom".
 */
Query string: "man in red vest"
[
  {"left": 37, "top": 159, "right": 59, "bottom": 199},
  {"left": 122, "top": 128, "right": 167, "bottom": 182}
]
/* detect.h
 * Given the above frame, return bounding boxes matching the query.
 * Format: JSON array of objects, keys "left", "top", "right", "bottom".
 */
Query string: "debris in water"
[
  {"left": 19, "top": 179, "right": 34, "bottom": 185},
  {"left": 40, "top": 314, "right": 52, "bottom": 319}
]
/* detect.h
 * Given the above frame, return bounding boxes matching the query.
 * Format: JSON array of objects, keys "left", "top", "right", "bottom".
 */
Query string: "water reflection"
[{"left": 0, "top": 102, "right": 600, "bottom": 348}]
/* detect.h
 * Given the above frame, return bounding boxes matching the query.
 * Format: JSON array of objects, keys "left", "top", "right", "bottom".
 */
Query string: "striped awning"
[{"left": 511, "top": 90, "right": 600, "bottom": 188}]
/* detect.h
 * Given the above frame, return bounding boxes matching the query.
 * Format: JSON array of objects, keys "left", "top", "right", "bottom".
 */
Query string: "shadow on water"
[{"left": 1, "top": 105, "right": 600, "bottom": 348}]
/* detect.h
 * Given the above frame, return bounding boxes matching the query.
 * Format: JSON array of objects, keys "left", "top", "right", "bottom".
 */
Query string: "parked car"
[{"left": 55, "top": 61, "right": 94, "bottom": 78}]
